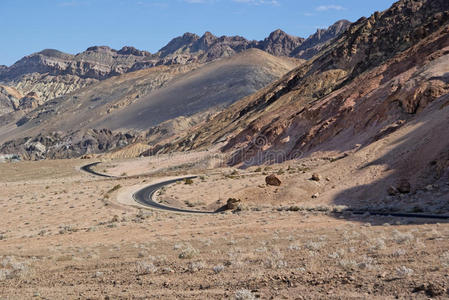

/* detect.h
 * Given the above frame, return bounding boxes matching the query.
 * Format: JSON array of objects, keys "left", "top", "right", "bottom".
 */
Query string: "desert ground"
[{"left": 0, "top": 150, "right": 448, "bottom": 299}]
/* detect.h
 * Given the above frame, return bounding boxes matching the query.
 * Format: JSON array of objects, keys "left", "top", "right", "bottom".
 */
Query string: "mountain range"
[
  {"left": 0, "top": 20, "right": 350, "bottom": 109},
  {"left": 1, "top": 0, "right": 449, "bottom": 206}
]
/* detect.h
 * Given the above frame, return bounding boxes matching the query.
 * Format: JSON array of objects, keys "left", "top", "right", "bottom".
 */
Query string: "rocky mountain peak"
[
  {"left": 195, "top": 31, "right": 218, "bottom": 51},
  {"left": 267, "top": 29, "right": 288, "bottom": 39},
  {"left": 37, "top": 49, "right": 74, "bottom": 59},
  {"left": 158, "top": 32, "right": 200, "bottom": 57},
  {"left": 290, "top": 19, "right": 352, "bottom": 59},
  {"left": 117, "top": 46, "right": 151, "bottom": 56},
  {"left": 259, "top": 29, "right": 304, "bottom": 56},
  {"left": 85, "top": 45, "right": 114, "bottom": 53}
]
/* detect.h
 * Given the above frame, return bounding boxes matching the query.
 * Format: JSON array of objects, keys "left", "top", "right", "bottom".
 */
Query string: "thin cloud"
[
  {"left": 58, "top": 1, "right": 87, "bottom": 7},
  {"left": 184, "top": 0, "right": 208, "bottom": 3},
  {"left": 316, "top": 5, "right": 345, "bottom": 11},
  {"left": 233, "top": 0, "right": 280, "bottom": 6},
  {"left": 303, "top": 12, "right": 315, "bottom": 17},
  {"left": 183, "top": 0, "right": 217, "bottom": 3}
]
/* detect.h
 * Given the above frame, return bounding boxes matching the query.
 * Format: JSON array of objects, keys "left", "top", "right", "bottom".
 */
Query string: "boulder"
[
  {"left": 311, "top": 173, "right": 321, "bottom": 181},
  {"left": 265, "top": 174, "right": 281, "bottom": 186},
  {"left": 226, "top": 198, "right": 241, "bottom": 210},
  {"left": 397, "top": 179, "right": 411, "bottom": 194},
  {"left": 387, "top": 186, "right": 398, "bottom": 196}
]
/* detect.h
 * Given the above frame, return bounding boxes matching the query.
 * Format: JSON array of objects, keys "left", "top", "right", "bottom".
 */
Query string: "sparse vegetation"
[
  {"left": 178, "top": 243, "right": 199, "bottom": 259},
  {"left": 106, "top": 184, "right": 122, "bottom": 194}
]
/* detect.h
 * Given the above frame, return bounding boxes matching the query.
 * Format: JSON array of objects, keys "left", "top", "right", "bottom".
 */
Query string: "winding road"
[
  {"left": 80, "top": 162, "right": 216, "bottom": 214},
  {"left": 80, "top": 162, "right": 449, "bottom": 219},
  {"left": 132, "top": 176, "right": 215, "bottom": 214},
  {"left": 80, "top": 162, "right": 115, "bottom": 178}
]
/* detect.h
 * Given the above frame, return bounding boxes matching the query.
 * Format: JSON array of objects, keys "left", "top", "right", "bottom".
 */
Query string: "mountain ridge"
[{"left": 158, "top": 0, "right": 449, "bottom": 169}]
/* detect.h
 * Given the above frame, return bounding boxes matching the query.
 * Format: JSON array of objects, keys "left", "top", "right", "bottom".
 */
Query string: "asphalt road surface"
[
  {"left": 80, "top": 162, "right": 449, "bottom": 218},
  {"left": 132, "top": 176, "right": 216, "bottom": 214}
]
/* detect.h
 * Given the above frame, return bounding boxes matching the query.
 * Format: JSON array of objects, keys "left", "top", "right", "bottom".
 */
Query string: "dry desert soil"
[{"left": 0, "top": 153, "right": 449, "bottom": 299}]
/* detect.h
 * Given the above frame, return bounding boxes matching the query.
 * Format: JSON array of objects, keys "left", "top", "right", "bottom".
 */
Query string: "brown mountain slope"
[
  {"left": 0, "top": 22, "right": 349, "bottom": 110},
  {"left": 162, "top": 0, "right": 449, "bottom": 169},
  {"left": 0, "top": 49, "right": 299, "bottom": 157}
]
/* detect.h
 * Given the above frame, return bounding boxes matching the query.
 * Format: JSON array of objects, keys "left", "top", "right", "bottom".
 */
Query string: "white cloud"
[
  {"left": 232, "top": 0, "right": 280, "bottom": 5},
  {"left": 315, "top": 5, "right": 345, "bottom": 11},
  {"left": 303, "top": 12, "right": 315, "bottom": 17},
  {"left": 58, "top": 1, "right": 87, "bottom": 7},
  {"left": 183, "top": 0, "right": 218, "bottom": 3}
]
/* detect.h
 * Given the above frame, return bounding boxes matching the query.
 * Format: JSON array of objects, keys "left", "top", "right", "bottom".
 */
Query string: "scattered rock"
[
  {"left": 397, "top": 179, "right": 411, "bottom": 194},
  {"left": 311, "top": 193, "right": 319, "bottom": 199},
  {"left": 311, "top": 173, "right": 321, "bottom": 181},
  {"left": 265, "top": 174, "right": 281, "bottom": 186},
  {"left": 226, "top": 198, "right": 241, "bottom": 210},
  {"left": 387, "top": 186, "right": 398, "bottom": 196}
]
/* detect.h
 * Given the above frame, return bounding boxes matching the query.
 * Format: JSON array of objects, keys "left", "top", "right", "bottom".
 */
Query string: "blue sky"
[{"left": 0, "top": 0, "right": 396, "bottom": 66}]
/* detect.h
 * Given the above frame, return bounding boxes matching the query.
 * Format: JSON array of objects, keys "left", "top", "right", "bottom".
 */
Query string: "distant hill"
[
  {"left": 0, "top": 49, "right": 299, "bottom": 159},
  {"left": 0, "top": 21, "right": 350, "bottom": 109}
]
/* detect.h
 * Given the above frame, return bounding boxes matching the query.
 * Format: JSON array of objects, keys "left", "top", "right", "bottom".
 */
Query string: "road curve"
[
  {"left": 80, "top": 162, "right": 115, "bottom": 178},
  {"left": 79, "top": 162, "right": 449, "bottom": 218},
  {"left": 132, "top": 176, "right": 216, "bottom": 214}
]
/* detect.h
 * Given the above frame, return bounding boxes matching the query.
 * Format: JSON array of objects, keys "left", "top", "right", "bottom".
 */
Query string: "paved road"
[
  {"left": 79, "top": 162, "right": 449, "bottom": 218},
  {"left": 80, "top": 162, "right": 115, "bottom": 178},
  {"left": 133, "top": 176, "right": 217, "bottom": 214}
]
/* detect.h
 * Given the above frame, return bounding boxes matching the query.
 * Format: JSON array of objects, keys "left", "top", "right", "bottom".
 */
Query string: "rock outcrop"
[
  {"left": 291, "top": 20, "right": 351, "bottom": 59},
  {"left": 160, "top": 0, "right": 449, "bottom": 172},
  {"left": 0, "top": 129, "right": 141, "bottom": 160},
  {"left": 265, "top": 174, "right": 282, "bottom": 186},
  {"left": 0, "top": 21, "right": 351, "bottom": 110}
]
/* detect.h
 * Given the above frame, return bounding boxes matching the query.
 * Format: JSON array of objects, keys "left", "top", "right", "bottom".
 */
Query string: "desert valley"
[{"left": 1, "top": 0, "right": 449, "bottom": 298}]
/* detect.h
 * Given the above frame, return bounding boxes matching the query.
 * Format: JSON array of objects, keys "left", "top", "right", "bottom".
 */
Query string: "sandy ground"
[{"left": 0, "top": 155, "right": 448, "bottom": 299}]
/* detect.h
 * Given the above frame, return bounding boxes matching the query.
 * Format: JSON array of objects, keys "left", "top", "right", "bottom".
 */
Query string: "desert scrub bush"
[
  {"left": 392, "top": 229, "right": 414, "bottom": 244},
  {"left": 305, "top": 241, "right": 325, "bottom": 251},
  {"left": 178, "top": 243, "right": 199, "bottom": 259},
  {"left": 235, "top": 289, "right": 256, "bottom": 300},
  {"left": 332, "top": 205, "right": 349, "bottom": 213},
  {"left": 265, "top": 249, "right": 287, "bottom": 269},
  {"left": 440, "top": 251, "right": 449, "bottom": 268},
  {"left": 254, "top": 167, "right": 262, "bottom": 172},
  {"left": 184, "top": 178, "right": 194, "bottom": 185},
  {"left": 288, "top": 242, "right": 301, "bottom": 251},
  {"left": 136, "top": 261, "right": 157, "bottom": 275},
  {"left": 0, "top": 256, "right": 31, "bottom": 280},
  {"left": 188, "top": 261, "right": 205, "bottom": 273},
  {"left": 392, "top": 249, "right": 406, "bottom": 257},
  {"left": 338, "top": 259, "right": 357, "bottom": 271},
  {"left": 357, "top": 255, "right": 376, "bottom": 270},
  {"left": 107, "top": 184, "right": 122, "bottom": 194},
  {"left": 368, "top": 238, "right": 387, "bottom": 252},
  {"left": 213, "top": 264, "right": 225, "bottom": 274},
  {"left": 328, "top": 249, "right": 345, "bottom": 259},
  {"left": 342, "top": 230, "right": 361, "bottom": 244},
  {"left": 396, "top": 266, "right": 414, "bottom": 277}
]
